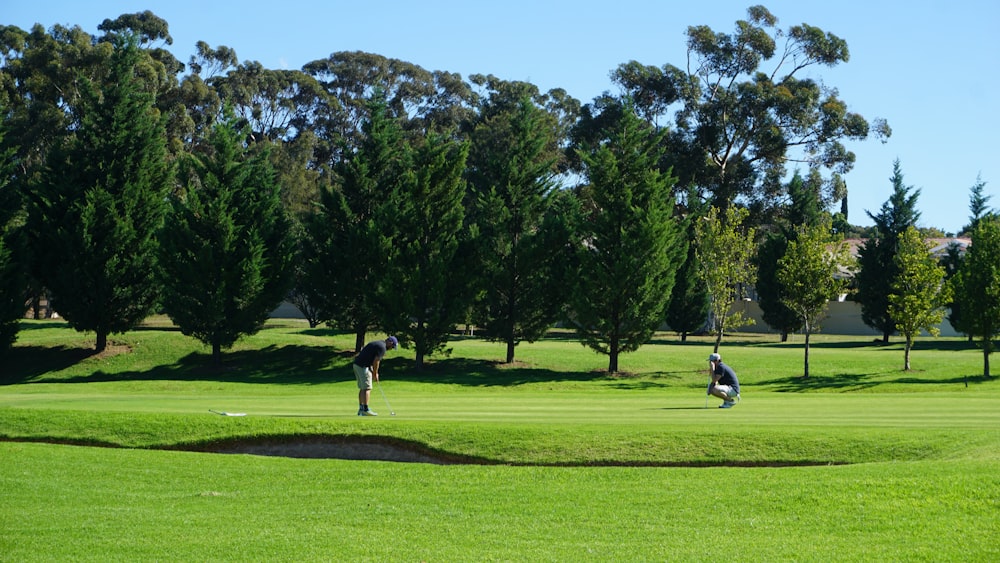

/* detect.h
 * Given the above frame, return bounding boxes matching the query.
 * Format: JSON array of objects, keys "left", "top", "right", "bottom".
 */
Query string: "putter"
[{"left": 376, "top": 380, "right": 396, "bottom": 416}]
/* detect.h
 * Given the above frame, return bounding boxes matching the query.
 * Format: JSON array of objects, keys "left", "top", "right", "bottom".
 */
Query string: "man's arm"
[{"left": 371, "top": 357, "right": 381, "bottom": 382}]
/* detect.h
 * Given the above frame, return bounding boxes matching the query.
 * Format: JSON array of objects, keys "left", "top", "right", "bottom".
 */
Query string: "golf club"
[{"left": 376, "top": 380, "right": 396, "bottom": 416}]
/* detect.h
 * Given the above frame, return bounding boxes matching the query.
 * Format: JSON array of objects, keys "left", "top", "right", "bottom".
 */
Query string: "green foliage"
[
  {"left": 158, "top": 108, "right": 295, "bottom": 364},
  {"left": 665, "top": 216, "right": 709, "bottom": 340},
  {"left": 777, "top": 220, "right": 852, "bottom": 376},
  {"left": 466, "top": 91, "right": 569, "bottom": 363},
  {"left": 571, "top": 101, "right": 684, "bottom": 373},
  {"left": 381, "top": 133, "right": 472, "bottom": 368},
  {"left": 855, "top": 159, "right": 921, "bottom": 341},
  {"left": 27, "top": 34, "right": 172, "bottom": 352},
  {"left": 612, "top": 6, "right": 887, "bottom": 220},
  {"left": 952, "top": 216, "right": 1000, "bottom": 377},
  {"left": 302, "top": 91, "right": 406, "bottom": 353},
  {"left": 0, "top": 117, "right": 28, "bottom": 351},
  {"left": 696, "top": 205, "right": 757, "bottom": 350},
  {"left": 889, "top": 227, "right": 951, "bottom": 370}
]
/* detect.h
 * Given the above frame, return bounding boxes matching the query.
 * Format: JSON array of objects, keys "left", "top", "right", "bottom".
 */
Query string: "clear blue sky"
[{"left": 8, "top": 1, "right": 999, "bottom": 234}]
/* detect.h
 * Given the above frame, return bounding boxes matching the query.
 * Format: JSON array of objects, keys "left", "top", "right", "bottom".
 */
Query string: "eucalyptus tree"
[
  {"left": 951, "top": 216, "right": 1000, "bottom": 378},
  {"left": 855, "top": 159, "right": 921, "bottom": 342},
  {"left": 27, "top": 35, "right": 172, "bottom": 352},
  {"left": 570, "top": 100, "right": 685, "bottom": 374},
  {"left": 159, "top": 108, "right": 295, "bottom": 365},
  {"left": 776, "top": 219, "right": 851, "bottom": 377},
  {"left": 608, "top": 5, "right": 889, "bottom": 222},
  {"left": 465, "top": 81, "right": 571, "bottom": 364},
  {"left": 889, "top": 227, "right": 952, "bottom": 371},
  {"left": 696, "top": 205, "right": 758, "bottom": 353}
]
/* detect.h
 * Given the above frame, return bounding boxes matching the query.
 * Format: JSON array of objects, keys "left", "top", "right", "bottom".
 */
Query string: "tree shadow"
[{"left": 765, "top": 371, "right": 992, "bottom": 392}]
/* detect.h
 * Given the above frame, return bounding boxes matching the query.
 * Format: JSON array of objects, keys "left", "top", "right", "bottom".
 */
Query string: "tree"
[
  {"left": 27, "top": 34, "right": 171, "bottom": 352},
  {"left": 696, "top": 205, "right": 758, "bottom": 352},
  {"left": 302, "top": 91, "right": 406, "bottom": 353},
  {"left": 159, "top": 108, "right": 295, "bottom": 364},
  {"left": 610, "top": 5, "right": 889, "bottom": 221},
  {"left": 0, "top": 116, "right": 28, "bottom": 352},
  {"left": 570, "top": 100, "right": 685, "bottom": 373},
  {"left": 665, "top": 210, "right": 710, "bottom": 341},
  {"left": 380, "top": 133, "right": 472, "bottom": 369},
  {"left": 888, "top": 227, "right": 951, "bottom": 371},
  {"left": 755, "top": 171, "right": 826, "bottom": 340},
  {"left": 952, "top": 216, "right": 1000, "bottom": 378},
  {"left": 777, "top": 220, "right": 851, "bottom": 377},
  {"left": 959, "top": 174, "right": 992, "bottom": 237},
  {"left": 466, "top": 89, "right": 568, "bottom": 364},
  {"left": 855, "top": 159, "right": 921, "bottom": 343}
]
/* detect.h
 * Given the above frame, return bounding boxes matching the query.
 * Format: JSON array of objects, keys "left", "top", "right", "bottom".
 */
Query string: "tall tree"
[
  {"left": 380, "top": 133, "right": 472, "bottom": 369},
  {"left": 665, "top": 209, "right": 710, "bottom": 341},
  {"left": 952, "top": 216, "right": 1000, "bottom": 378},
  {"left": 0, "top": 117, "right": 28, "bottom": 352},
  {"left": 159, "top": 108, "right": 295, "bottom": 364},
  {"left": 466, "top": 88, "right": 568, "bottom": 364},
  {"left": 777, "top": 220, "right": 852, "bottom": 377},
  {"left": 302, "top": 91, "right": 406, "bottom": 353},
  {"left": 570, "top": 100, "right": 685, "bottom": 373},
  {"left": 27, "top": 34, "right": 171, "bottom": 352},
  {"left": 609, "top": 5, "right": 889, "bottom": 222},
  {"left": 855, "top": 159, "right": 921, "bottom": 342},
  {"left": 696, "top": 205, "right": 758, "bottom": 352},
  {"left": 756, "top": 171, "right": 826, "bottom": 340},
  {"left": 960, "top": 174, "right": 992, "bottom": 237},
  {"left": 888, "top": 227, "right": 951, "bottom": 371}
]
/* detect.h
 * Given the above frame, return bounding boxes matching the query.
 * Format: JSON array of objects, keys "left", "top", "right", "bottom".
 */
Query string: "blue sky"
[{"left": 8, "top": 1, "right": 998, "bottom": 233}]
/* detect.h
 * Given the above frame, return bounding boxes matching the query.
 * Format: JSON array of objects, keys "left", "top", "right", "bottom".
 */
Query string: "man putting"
[
  {"left": 353, "top": 336, "right": 398, "bottom": 416},
  {"left": 707, "top": 352, "right": 740, "bottom": 409}
]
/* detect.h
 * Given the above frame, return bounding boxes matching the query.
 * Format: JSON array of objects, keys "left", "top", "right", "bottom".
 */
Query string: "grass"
[{"left": 2, "top": 318, "right": 999, "bottom": 560}]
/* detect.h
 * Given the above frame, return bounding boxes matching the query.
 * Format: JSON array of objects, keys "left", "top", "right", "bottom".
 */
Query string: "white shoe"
[
  {"left": 359, "top": 408, "right": 378, "bottom": 416},
  {"left": 719, "top": 401, "right": 735, "bottom": 409}
]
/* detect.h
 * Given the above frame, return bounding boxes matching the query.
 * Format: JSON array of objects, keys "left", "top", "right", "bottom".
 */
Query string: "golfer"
[
  {"left": 353, "top": 336, "right": 398, "bottom": 416},
  {"left": 707, "top": 352, "right": 740, "bottom": 408}
]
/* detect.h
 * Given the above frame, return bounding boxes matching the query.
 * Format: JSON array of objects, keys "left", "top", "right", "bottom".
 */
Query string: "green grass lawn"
[{"left": 1, "top": 319, "right": 999, "bottom": 561}]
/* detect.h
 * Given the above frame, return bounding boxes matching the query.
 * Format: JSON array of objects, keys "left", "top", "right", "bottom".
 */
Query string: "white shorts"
[
  {"left": 716, "top": 385, "right": 738, "bottom": 399},
  {"left": 353, "top": 363, "right": 372, "bottom": 390}
]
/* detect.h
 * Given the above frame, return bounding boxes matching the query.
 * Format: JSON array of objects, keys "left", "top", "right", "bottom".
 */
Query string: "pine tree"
[
  {"left": 855, "top": 159, "right": 921, "bottom": 342},
  {"left": 0, "top": 119, "right": 28, "bottom": 352},
  {"left": 380, "top": 133, "right": 471, "bottom": 369},
  {"left": 467, "top": 95, "right": 567, "bottom": 363},
  {"left": 952, "top": 216, "right": 1000, "bottom": 378},
  {"left": 571, "top": 101, "right": 685, "bottom": 373},
  {"left": 28, "top": 35, "right": 171, "bottom": 352},
  {"left": 159, "top": 108, "right": 295, "bottom": 364},
  {"left": 302, "top": 91, "right": 407, "bottom": 353},
  {"left": 665, "top": 204, "right": 709, "bottom": 341}
]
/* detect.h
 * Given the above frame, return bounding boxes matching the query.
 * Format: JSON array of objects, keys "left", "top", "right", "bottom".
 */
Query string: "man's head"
[
  {"left": 386, "top": 336, "right": 398, "bottom": 350},
  {"left": 708, "top": 353, "right": 721, "bottom": 363}
]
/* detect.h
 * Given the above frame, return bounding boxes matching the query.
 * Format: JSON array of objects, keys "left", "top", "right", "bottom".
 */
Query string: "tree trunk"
[
  {"left": 95, "top": 331, "right": 108, "bottom": 353},
  {"left": 355, "top": 330, "right": 365, "bottom": 355},
  {"left": 609, "top": 334, "right": 619, "bottom": 373},
  {"left": 680, "top": 332, "right": 688, "bottom": 343},
  {"left": 882, "top": 331, "right": 891, "bottom": 344},
  {"left": 415, "top": 351, "right": 424, "bottom": 371},
  {"left": 212, "top": 342, "right": 222, "bottom": 366},
  {"left": 803, "top": 329, "right": 810, "bottom": 378},
  {"left": 505, "top": 339, "right": 515, "bottom": 364},
  {"left": 985, "top": 346, "right": 991, "bottom": 378},
  {"left": 904, "top": 337, "right": 912, "bottom": 371}
]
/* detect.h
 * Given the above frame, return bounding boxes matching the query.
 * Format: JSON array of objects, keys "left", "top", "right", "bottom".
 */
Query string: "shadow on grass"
[{"left": 764, "top": 371, "right": 992, "bottom": 392}]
